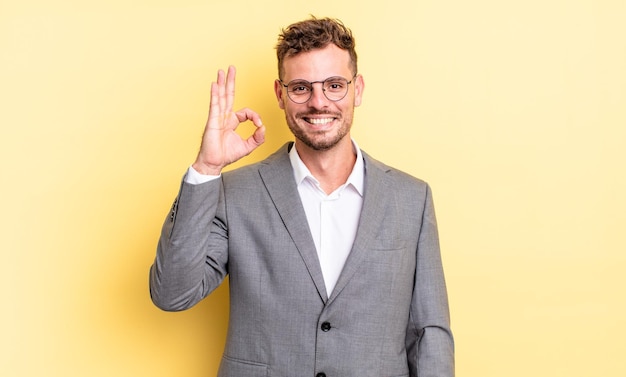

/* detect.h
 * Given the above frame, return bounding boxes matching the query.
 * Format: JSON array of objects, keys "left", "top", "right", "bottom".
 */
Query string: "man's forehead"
[{"left": 281, "top": 46, "right": 353, "bottom": 80}]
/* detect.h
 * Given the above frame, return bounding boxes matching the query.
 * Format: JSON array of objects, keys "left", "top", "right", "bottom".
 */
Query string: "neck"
[{"left": 295, "top": 137, "right": 356, "bottom": 194}]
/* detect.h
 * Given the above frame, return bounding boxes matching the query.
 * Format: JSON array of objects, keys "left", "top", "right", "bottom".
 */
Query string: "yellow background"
[{"left": 2, "top": 0, "right": 625, "bottom": 376}]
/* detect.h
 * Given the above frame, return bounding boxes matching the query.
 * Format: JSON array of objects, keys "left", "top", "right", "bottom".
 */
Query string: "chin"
[{"left": 300, "top": 132, "right": 350, "bottom": 151}]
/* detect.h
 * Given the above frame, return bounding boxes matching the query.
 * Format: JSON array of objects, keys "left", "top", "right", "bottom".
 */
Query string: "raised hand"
[{"left": 192, "top": 66, "right": 266, "bottom": 175}]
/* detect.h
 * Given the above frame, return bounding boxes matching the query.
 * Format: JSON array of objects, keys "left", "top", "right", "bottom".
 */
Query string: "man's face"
[{"left": 274, "top": 44, "right": 364, "bottom": 151}]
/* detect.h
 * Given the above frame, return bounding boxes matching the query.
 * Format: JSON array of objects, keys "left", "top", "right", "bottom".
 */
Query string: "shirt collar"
[{"left": 289, "top": 139, "right": 365, "bottom": 196}]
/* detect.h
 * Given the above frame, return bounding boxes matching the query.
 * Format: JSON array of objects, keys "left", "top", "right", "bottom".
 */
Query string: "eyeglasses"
[{"left": 279, "top": 75, "right": 357, "bottom": 104}]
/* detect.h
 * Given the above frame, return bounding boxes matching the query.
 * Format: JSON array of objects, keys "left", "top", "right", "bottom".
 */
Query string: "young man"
[{"left": 150, "top": 17, "right": 454, "bottom": 377}]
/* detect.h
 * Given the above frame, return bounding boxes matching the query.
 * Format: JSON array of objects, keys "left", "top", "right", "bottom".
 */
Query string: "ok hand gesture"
[{"left": 192, "top": 66, "right": 266, "bottom": 175}]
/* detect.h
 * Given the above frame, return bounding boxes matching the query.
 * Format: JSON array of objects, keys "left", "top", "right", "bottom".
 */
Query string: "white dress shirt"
[
  {"left": 185, "top": 141, "right": 365, "bottom": 296},
  {"left": 288, "top": 142, "right": 364, "bottom": 295}
]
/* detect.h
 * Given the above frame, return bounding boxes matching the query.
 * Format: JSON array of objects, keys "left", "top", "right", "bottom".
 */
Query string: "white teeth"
[{"left": 308, "top": 118, "right": 333, "bottom": 124}]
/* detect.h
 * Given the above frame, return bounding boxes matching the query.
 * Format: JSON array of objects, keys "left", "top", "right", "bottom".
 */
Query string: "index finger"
[{"left": 235, "top": 108, "right": 263, "bottom": 127}]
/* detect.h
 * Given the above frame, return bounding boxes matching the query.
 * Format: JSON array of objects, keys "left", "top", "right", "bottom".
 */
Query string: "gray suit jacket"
[{"left": 150, "top": 143, "right": 454, "bottom": 377}]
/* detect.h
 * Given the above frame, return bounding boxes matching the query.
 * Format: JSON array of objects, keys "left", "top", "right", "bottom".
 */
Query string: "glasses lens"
[
  {"left": 323, "top": 77, "right": 349, "bottom": 101},
  {"left": 287, "top": 81, "right": 312, "bottom": 103}
]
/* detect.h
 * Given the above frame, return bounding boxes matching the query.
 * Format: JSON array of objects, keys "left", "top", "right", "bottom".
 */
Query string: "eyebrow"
[{"left": 285, "top": 76, "right": 349, "bottom": 83}]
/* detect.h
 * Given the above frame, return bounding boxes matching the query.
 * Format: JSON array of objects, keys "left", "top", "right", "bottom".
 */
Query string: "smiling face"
[{"left": 274, "top": 44, "right": 364, "bottom": 152}]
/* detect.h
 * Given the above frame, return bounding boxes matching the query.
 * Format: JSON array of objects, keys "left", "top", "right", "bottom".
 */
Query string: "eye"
[
  {"left": 289, "top": 82, "right": 311, "bottom": 94},
  {"left": 325, "top": 78, "right": 347, "bottom": 92}
]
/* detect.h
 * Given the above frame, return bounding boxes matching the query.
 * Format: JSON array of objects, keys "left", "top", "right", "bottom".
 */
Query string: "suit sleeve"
[
  {"left": 406, "top": 184, "right": 455, "bottom": 377},
  {"left": 149, "top": 176, "right": 229, "bottom": 311}
]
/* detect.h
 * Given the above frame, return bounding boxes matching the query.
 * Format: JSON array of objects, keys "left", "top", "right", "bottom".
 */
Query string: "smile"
[{"left": 305, "top": 117, "right": 335, "bottom": 125}]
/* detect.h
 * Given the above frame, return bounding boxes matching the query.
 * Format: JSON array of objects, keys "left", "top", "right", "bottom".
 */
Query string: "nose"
[{"left": 307, "top": 82, "right": 329, "bottom": 108}]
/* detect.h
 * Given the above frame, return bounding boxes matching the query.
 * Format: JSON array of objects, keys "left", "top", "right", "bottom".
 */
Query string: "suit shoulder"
[
  {"left": 220, "top": 161, "right": 264, "bottom": 187},
  {"left": 222, "top": 143, "right": 292, "bottom": 185},
  {"left": 363, "top": 151, "right": 430, "bottom": 190}
]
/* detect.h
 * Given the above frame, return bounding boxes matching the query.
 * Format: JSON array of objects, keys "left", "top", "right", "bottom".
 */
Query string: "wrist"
[{"left": 191, "top": 161, "right": 223, "bottom": 176}]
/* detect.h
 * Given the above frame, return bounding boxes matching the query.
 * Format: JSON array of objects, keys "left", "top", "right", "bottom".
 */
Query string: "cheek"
[{"left": 283, "top": 103, "right": 302, "bottom": 117}]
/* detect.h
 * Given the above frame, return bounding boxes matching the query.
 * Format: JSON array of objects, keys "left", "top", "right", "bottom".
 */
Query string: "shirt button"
[
  {"left": 316, "top": 373, "right": 326, "bottom": 377},
  {"left": 320, "top": 322, "right": 331, "bottom": 332}
]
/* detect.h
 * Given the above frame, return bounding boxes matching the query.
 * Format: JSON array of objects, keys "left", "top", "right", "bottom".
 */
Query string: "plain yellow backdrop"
[{"left": 1, "top": 0, "right": 625, "bottom": 376}]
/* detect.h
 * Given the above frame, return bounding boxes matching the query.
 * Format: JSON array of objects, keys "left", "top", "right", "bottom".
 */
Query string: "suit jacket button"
[
  {"left": 320, "top": 322, "right": 331, "bottom": 332},
  {"left": 316, "top": 373, "right": 326, "bottom": 377}
]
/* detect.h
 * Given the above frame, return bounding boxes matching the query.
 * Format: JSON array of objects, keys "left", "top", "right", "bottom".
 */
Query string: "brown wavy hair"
[{"left": 276, "top": 16, "right": 358, "bottom": 79}]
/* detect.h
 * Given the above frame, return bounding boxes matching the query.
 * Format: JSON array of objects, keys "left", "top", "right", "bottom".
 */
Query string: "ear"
[
  {"left": 353, "top": 74, "right": 364, "bottom": 107},
  {"left": 274, "top": 79, "right": 285, "bottom": 110}
]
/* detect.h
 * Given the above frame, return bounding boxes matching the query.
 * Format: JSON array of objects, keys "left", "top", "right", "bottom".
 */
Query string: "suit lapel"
[
  {"left": 258, "top": 143, "right": 329, "bottom": 302},
  {"left": 328, "top": 153, "right": 391, "bottom": 303}
]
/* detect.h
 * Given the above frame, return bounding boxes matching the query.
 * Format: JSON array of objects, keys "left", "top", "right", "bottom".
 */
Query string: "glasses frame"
[{"left": 279, "top": 74, "right": 357, "bottom": 104}]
